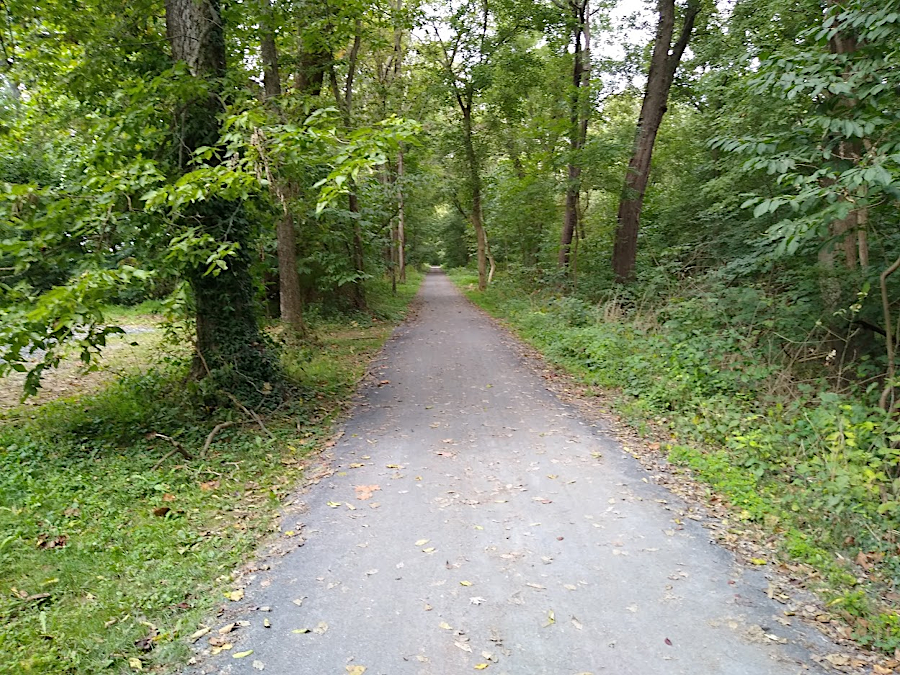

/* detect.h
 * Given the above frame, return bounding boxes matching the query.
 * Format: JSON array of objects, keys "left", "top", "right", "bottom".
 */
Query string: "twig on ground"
[
  {"left": 226, "top": 393, "right": 275, "bottom": 440},
  {"left": 201, "top": 421, "right": 237, "bottom": 458},
  {"left": 151, "top": 433, "right": 193, "bottom": 470}
]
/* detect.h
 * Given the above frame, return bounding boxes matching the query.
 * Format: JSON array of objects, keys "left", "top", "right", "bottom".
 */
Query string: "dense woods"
[{"left": 3, "top": 0, "right": 900, "bottom": 669}]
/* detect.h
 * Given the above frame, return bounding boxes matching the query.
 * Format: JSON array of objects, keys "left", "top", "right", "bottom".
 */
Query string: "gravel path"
[{"left": 189, "top": 269, "right": 835, "bottom": 675}]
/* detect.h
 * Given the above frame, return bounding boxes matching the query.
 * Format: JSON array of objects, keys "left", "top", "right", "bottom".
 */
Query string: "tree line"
[{"left": 1, "top": 0, "right": 898, "bottom": 406}]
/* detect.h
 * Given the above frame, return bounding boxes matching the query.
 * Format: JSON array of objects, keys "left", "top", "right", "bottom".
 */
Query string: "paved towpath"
[{"left": 190, "top": 269, "right": 835, "bottom": 675}]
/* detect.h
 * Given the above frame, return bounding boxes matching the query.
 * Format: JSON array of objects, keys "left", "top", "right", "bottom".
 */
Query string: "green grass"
[{"left": 0, "top": 272, "right": 422, "bottom": 674}]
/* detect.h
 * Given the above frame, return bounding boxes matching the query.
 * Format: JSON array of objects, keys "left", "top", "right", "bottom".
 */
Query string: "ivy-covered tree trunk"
[
  {"left": 611, "top": 0, "right": 699, "bottom": 282},
  {"left": 166, "top": 0, "right": 282, "bottom": 401}
]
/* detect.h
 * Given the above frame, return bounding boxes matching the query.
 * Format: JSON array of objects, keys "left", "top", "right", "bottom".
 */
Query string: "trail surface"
[{"left": 191, "top": 270, "right": 835, "bottom": 675}]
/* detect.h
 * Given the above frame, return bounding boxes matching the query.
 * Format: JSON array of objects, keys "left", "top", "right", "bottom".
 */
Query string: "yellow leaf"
[
  {"left": 474, "top": 525, "right": 483, "bottom": 530},
  {"left": 188, "top": 626, "right": 210, "bottom": 642},
  {"left": 226, "top": 589, "right": 244, "bottom": 601},
  {"left": 415, "top": 539, "right": 429, "bottom": 546},
  {"left": 327, "top": 501, "right": 341, "bottom": 508},
  {"left": 422, "top": 547, "right": 436, "bottom": 553},
  {"left": 346, "top": 667, "right": 367, "bottom": 675},
  {"left": 292, "top": 628, "right": 311, "bottom": 634},
  {"left": 460, "top": 580, "right": 472, "bottom": 586},
  {"left": 349, "top": 463, "right": 365, "bottom": 469},
  {"left": 749, "top": 558, "right": 767, "bottom": 565},
  {"left": 474, "top": 664, "right": 489, "bottom": 670},
  {"left": 233, "top": 650, "right": 254, "bottom": 659},
  {"left": 128, "top": 658, "right": 143, "bottom": 671},
  {"left": 439, "top": 622, "right": 452, "bottom": 630},
  {"left": 386, "top": 464, "right": 401, "bottom": 468}
]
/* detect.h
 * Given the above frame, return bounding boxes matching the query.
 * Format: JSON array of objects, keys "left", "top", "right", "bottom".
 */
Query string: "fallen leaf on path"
[
  {"left": 526, "top": 583, "right": 546, "bottom": 590},
  {"left": 571, "top": 617, "right": 583, "bottom": 630},
  {"left": 664, "top": 638, "right": 673, "bottom": 646},
  {"left": 252, "top": 661, "right": 265, "bottom": 670},
  {"left": 218, "top": 623, "right": 236, "bottom": 634},
  {"left": 474, "top": 664, "right": 489, "bottom": 670},
  {"left": 327, "top": 501, "right": 341, "bottom": 508},
  {"left": 415, "top": 539, "right": 430, "bottom": 546},
  {"left": 470, "top": 597, "right": 485, "bottom": 605},
  {"left": 369, "top": 502, "right": 381, "bottom": 509},
  {"left": 563, "top": 584, "right": 577, "bottom": 591},
  {"left": 225, "top": 589, "right": 244, "bottom": 601},
  {"left": 455, "top": 641, "right": 473, "bottom": 652},
  {"left": 386, "top": 464, "right": 401, "bottom": 468},
  {"left": 263, "top": 618, "right": 271, "bottom": 628},
  {"left": 366, "top": 569, "right": 378, "bottom": 576},
  {"left": 543, "top": 610, "right": 555, "bottom": 627},
  {"left": 292, "top": 628, "right": 311, "bottom": 634},
  {"left": 313, "top": 622, "right": 328, "bottom": 635},
  {"left": 346, "top": 666, "right": 366, "bottom": 675},
  {"left": 292, "top": 598, "right": 305, "bottom": 606},
  {"left": 189, "top": 626, "right": 210, "bottom": 642},
  {"left": 210, "top": 644, "right": 233, "bottom": 655},
  {"left": 749, "top": 558, "right": 767, "bottom": 565},
  {"left": 355, "top": 485, "right": 381, "bottom": 500},
  {"left": 439, "top": 622, "right": 452, "bottom": 630},
  {"left": 233, "top": 650, "right": 253, "bottom": 659},
  {"left": 460, "top": 580, "right": 472, "bottom": 587},
  {"left": 345, "top": 503, "right": 356, "bottom": 510},
  {"left": 348, "top": 463, "right": 365, "bottom": 469},
  {"left": 423, "top": 547, "right": 436, "bottom": 553}
]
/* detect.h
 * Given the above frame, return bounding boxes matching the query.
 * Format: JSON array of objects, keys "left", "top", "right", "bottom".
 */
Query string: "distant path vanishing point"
[{"left": 188, "top": 268, "right": 835, "bottom": 675}]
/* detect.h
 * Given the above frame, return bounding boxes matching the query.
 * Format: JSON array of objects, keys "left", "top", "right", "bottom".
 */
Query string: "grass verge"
[
  {"left": 447, "top": 268, "right": 900, "bottom": 657},
  {"left": 0, "top": 272, "right": 422, "bottom": 674}
]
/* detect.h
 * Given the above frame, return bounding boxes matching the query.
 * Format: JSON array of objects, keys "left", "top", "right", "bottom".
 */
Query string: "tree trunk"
[
  {"left": 165, "top": 0, "right": 281, "bottom": 402},
  {"left": 259, "top": 0, "right": 305, "bottom": 336},
  {"left": 348, "top": 192, "right": 366, "bottom": 309},
  {"left": 461, "top": 105, "right": 487, "bottom": 291},
  {"left": 397, "top": 146, "right": 407, "bottom": 283},
  {"left": 559, "top": 0, "right": 591, "bottom": 268},
  {"left": 611, "top": 0, "right": 699, "bottom": 282}
]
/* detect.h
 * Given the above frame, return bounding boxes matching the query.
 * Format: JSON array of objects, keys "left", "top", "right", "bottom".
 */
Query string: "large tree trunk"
[
  {"left": 462, "top": 105, "right": 488, "bottom": 291},
  {"left": 611, "top": 0, "right": 699, "bottom": 282},
  {"left": 259, "top": 0, "right": 306, "bottom": 336},
  {"left": 165, "top": 0, "right": 281, "bottom": 401},
  {"left": 559, "top": 0, "right": 591, "bottom": 268}
]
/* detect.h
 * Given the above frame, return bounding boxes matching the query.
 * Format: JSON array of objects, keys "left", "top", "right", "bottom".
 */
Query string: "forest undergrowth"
[
  {"left": 0, "top": 273, "right": 421, "bottom": 674},
  {"left": 448, "top": 267, "right": 900, "bottom": 655}
]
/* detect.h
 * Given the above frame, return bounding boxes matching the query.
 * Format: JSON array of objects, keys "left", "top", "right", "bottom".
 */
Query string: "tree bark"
[
  {"left": 559, "top": 0, "right": 591, "bottom": 268},
  {"left": 258, "top": 0, "right": 305, "bottom": 335},
  {"left": 397, "top": 146, "right": 407, "bottom": 283},
  {"left": 165, "top": 0, "right": 281, "bottom": 401},
  {"left": 462, "top": 104, "right": 488, "bottom": 291},
  {"left": 611, "top": 0, "right": 699, "bottom": 282}
]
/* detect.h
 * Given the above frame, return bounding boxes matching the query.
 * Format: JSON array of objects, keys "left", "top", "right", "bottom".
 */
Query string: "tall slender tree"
[
  {"left": 611, "top": 0, "right": 700, "bottom": 282},
  {"left": 557, "top": 0, "right": 591, "bottom": 269}
]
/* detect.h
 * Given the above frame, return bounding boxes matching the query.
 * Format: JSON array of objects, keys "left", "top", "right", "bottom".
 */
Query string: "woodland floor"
[{"left": 184, "top": 269, "right": 846, "bottom": 675}]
